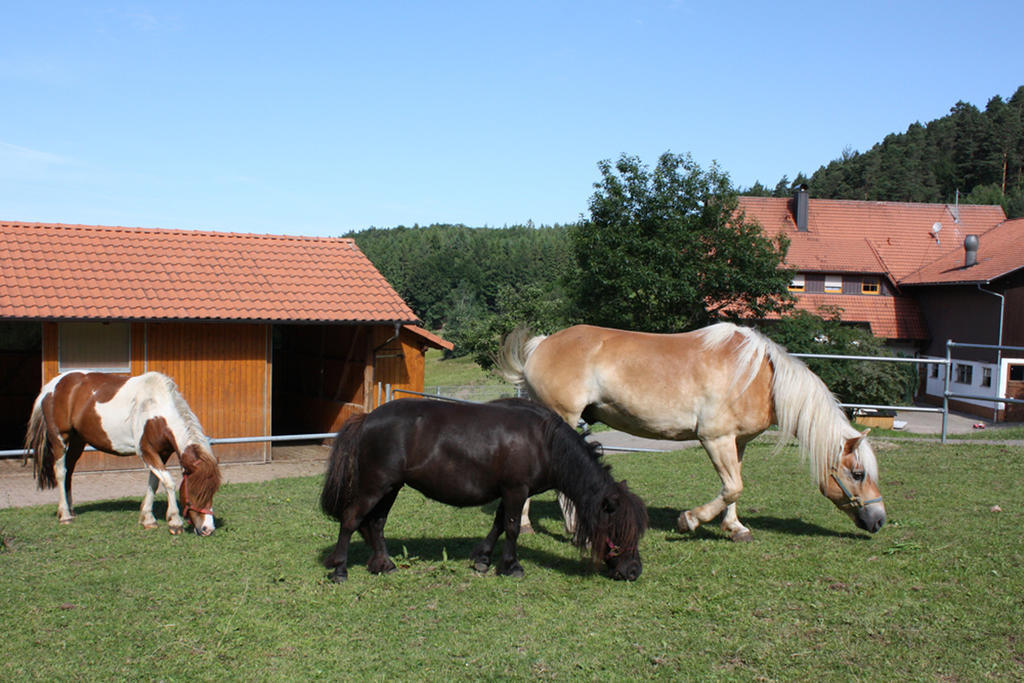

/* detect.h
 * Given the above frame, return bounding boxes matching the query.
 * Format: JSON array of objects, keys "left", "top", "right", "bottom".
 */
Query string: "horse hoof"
[
  {"left": 472, "top": 559, "right": 490, "bottom": 573},
  {"left": 168, "top": 525, "right": 183, "bottom": 535},
  {"left": 142, "top": 522, "right": 158, "bottom": 530},
  {"left": 498, "top": 564, "right": 524, "bottom": 578},
  {"left": 677, "top": 510, "right": 698, "bottom": 533},
  {"left": 730, "top": 529, "right": 753, "bottom": 543},
  {"left": 329, "top": 569, "right": 348, "bottom": 583},
  {"left": 59, "top": 518, "right": 74, "bottom": 525},
  {"left": 520, "top": 524, "right": 534, "bottom": 535}
]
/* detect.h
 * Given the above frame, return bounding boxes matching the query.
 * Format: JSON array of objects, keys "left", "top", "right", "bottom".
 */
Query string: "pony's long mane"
[
  {"left": 140, "top": 373, "right": 221, "bottom": 499},
  {"left": 320, "top": 413, "right": 368, "bottom": 521},
  {"left": 698, "top": 322, "right": 878, "bottom": 486},
  {"left": 502, "top": 399, "right": 646, "bottom": 565}
]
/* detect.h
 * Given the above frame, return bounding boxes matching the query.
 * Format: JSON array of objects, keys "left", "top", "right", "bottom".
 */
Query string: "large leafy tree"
[{"left": 567, "top": 152, "right": 794, "bottom": 333}]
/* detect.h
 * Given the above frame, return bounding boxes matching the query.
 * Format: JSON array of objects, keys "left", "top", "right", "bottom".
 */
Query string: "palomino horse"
[
  {"left": 24, "top": 371, "right": 222, "bottom": 535},
  {"left": 497, "top": 323, "right": 886, "bottom": 541},
  {"left": 320, "top": 397, "right": 648, "bottom": 581}
]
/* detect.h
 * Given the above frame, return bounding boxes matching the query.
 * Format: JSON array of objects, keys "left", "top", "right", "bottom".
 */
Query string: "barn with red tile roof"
[{"left": 0, "top": 222, "right": 451, "bottom": 465}]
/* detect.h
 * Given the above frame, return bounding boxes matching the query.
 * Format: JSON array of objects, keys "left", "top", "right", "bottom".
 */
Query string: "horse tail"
[
  {"left": 703, "top": 322, "right": 866, "bottom": 486},
  {"left": 494, "top": 327, "right": 547, "bottom": 389},
  {"left": 24, "top": 395, "right": 57, "bottom": 489},
  {"left": 320, "top": 413, "right": 368, "bottom": 521}
]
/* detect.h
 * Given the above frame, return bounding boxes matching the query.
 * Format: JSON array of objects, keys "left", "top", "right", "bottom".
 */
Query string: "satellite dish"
[{"left": 931, "top": 222, "right": 942, "bottom": 234}]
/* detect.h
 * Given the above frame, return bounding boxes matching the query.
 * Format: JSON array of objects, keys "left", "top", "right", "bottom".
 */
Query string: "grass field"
[{"left": 1, "top": 438, "right": 1021, "bottom": 680}]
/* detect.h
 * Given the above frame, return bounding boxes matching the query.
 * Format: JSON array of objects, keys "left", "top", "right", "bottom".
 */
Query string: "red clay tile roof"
[
  {"left": 739, "top": 196, "right": 1007, "bottom": 281},
  {"left": 0, "top": 222, "right": 419, "bottom": 323},
  {"left": 780, "top": 293, "right": 929, "bottom": 340},
  {"left": 405, "top": 325, "right": 454, "bottom": 351},
  {"left": 736, "top": 197, "right": 1007, "bottom": 340},
  {"left": 901, "top": 218, "right": 1024, "bottom": 285}
]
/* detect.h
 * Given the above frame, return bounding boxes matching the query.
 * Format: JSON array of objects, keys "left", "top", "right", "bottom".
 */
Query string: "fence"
[{"left": 5, "top": 339, "right": 1023, "bottom": 459}]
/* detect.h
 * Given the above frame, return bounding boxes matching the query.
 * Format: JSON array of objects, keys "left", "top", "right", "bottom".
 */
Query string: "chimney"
[
  {"left": 793, "top": 184, "right": 809, "bottom": 232},
  {"left": 964, "top": 234, "right": 979, "bottom": 268}
]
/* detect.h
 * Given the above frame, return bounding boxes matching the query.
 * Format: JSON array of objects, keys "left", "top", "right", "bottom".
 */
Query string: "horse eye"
[{"left": 851, "top": 469, "right": 865, "bottom": 482}]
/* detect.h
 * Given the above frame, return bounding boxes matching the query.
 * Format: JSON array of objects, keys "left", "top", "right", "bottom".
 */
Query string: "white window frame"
[
  {"left": 824, "top": 275, "right": 843, "bottom": 293},
  {"left": 789, "top": 274, "right": 805, "bottom": 292}
]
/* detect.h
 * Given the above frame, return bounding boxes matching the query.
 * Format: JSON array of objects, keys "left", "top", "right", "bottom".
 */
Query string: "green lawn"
[{"left": 2, "top": 439, "right": 1021, "bottom": 680}]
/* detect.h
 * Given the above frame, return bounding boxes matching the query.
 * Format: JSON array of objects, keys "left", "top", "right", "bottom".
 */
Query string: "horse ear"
[{"left": 845, "top": 429, "right": 870, "bottom": 454}]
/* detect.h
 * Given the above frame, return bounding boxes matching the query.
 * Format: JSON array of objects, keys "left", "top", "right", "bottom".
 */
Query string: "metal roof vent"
[
  {"left": 964, "top": 234, "right": 979, "bottom": 268},
  {"left": 793, "top": 184, "right": 809, "bottom": 232}
]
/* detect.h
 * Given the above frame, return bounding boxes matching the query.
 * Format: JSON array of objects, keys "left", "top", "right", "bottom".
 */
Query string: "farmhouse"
[
  {"left": 738, "top": 189, "right": 1024, "bottom": 420},
  {"left": 0, "top": 221, "right": 452, "bottom": 469}
]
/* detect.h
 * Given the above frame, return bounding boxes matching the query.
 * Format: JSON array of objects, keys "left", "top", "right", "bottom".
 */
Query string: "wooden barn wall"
[
  {"left": 145, "top": 322, "right": 270, "bottom": 465},
  {"left": 42, "top": 322, "right": 270, "bottom": 471},
  {"left": 371, "top": 326, "right": 426, "bottom": 407}
]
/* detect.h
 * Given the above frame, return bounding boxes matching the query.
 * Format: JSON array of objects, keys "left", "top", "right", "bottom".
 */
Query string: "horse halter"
[
  {"left": 605, "top": 538, "right": 634, "bottom": 560},
  {"left": 180, "top": 471, "right": 213, "bottom": 517},
  {"left": 829, "top": 468, "right": 883, "bottom": 511}
]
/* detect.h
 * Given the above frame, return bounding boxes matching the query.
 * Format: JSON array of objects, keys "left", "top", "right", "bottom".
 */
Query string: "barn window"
[
  {"left": 824, "top": 275, "right": 843, "bottom": 292},
  {"left": 930, "top": 363, "right": 939, "bottom": 378},
  {"left": 788, "top": 274, "right": 805, "bottom": 292},
  {"left": 58, "top": 322, "right": 131, "bottom": 372},
  {"left": 981, "top": 367, "right": 992, "bottom": 387},
  {"left": 954, "top": 364, "right": 973, "bottom": 385},
  {"left": 862, "top": 277, "right": 880, "bottom": 294}
]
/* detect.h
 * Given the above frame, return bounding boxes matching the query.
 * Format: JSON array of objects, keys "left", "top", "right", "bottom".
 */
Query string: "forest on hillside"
[{"left": 744, "top": 85, "right": 1024, "bottom": 218}]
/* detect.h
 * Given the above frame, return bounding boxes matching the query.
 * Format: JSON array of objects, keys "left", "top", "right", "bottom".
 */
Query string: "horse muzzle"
[
  {"left": 854, "top": 504, "right": 886, "bottom": 533},
  {"left": 609, "top": 557, "right": 642, "bottom": 581}
]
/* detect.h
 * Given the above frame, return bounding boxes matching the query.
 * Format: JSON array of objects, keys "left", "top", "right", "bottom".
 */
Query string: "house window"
[
  {"left": 954, "top": 364, "right": 973, "bottom": 385},
  {"left": 862, "top": 277, "right": 880, "bottom": 295},
  {"left": 1011, "top": 365, "right": 1024, "bottom": 382},
  {"left": 930, "top": 363, "right": 939, "bottom": 378},
  {"left": 981, "top": 367, "right": 992, "bottom": 388},
  {"left": 59, "top": 322, "right": 131, "bottom": 372},
  {"left": 824, "top": 275, "right": 842, "bottom": 293},
  {"left": 789, "top": 274, "right": 805, "bottom": 292}
]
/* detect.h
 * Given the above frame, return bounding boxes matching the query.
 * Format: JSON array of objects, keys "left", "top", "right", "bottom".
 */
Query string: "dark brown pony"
[
  {"left": 24, "top": 371, "right": 222, "bottom": 535},
  {"left": 320, "top": 397, "right": 648, "bottom": 581}
]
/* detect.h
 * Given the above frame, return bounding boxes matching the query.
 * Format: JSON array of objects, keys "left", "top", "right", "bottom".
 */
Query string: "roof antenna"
[{"left": 953, "top": 189, "right": 960, "bottom": 224}]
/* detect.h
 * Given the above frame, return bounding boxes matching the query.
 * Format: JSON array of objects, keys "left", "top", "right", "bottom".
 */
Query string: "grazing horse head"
[
  {"left": 179, "top": 443, "right": 221, "bottom": 536},
  {"left": 586, "top": 479, "right": 648, "bottom": 581},
  {"left": 819, "top": 430, "right": 886, "bottom": 533}
]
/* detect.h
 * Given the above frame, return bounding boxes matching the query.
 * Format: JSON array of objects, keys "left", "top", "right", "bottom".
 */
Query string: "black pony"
[{"left": 320, "top": 397, "right": 648, "bottom": 581}]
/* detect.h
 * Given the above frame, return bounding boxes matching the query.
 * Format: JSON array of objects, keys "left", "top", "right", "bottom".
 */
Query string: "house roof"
[
  {"left": 0, "top": 221, "right": 419, "bottom": 324},
  {"left": 736, "top": 196, "right": 1008, "bottom": 341},
  {"left": 778, "top": 293, "right": 929, "bottom": 340},
  {"left": 739, "top": 196, "right": 1007, "bottom": 282},
  {"left": 900, "top": 217, "right": 1024, "bottom": 285}
]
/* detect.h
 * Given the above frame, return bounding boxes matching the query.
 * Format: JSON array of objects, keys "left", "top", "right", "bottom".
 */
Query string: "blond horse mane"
[{"left": 698, "top": 323, "right": 878, "bottom": 487}]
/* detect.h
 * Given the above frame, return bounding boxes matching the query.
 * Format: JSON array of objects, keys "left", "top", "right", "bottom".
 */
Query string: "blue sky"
[{"left": 2, "top": 2, "right": 1021, "bottom": 236}]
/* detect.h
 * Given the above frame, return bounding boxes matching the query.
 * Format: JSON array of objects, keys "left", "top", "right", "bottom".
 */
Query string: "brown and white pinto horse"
[
  {"left": 497, "top": 323, "right": 886, "bottom": 541},
  {"left": 24, "top": 371, "right": 221, "bottom": 535}
]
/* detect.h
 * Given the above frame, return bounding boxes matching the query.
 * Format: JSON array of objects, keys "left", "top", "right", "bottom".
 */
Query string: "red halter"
[{"left": 180, "top": 471, "right": 214, "bottom": 517}]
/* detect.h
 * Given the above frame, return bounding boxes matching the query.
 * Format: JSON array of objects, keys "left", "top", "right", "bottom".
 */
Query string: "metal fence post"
[{"left": 942, "top": 340, "right": 952, "bottom": 444}]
